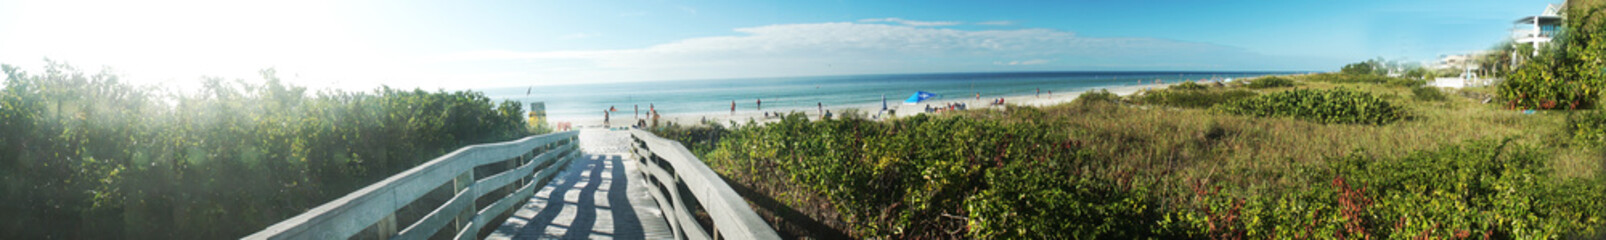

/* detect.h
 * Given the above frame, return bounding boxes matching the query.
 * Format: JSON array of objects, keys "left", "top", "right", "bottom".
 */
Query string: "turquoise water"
[{"left": 480, "top": 71, "right": 1303, "bottom": 122}]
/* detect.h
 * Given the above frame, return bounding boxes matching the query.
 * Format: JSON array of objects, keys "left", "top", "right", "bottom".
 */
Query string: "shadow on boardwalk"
[{"left": 490, "top": 129, "right": 671, "bottom": 240}]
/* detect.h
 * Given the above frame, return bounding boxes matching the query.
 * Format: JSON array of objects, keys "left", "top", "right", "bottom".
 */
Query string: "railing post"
[
  {"left": 453, "top": 171, "right": 475, "bottom": 234},
  {"left": 377, "top": 213, "right": 397, "bottom": 239}
]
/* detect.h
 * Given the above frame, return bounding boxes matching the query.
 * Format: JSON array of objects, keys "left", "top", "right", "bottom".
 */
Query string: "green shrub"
[
  {"left": 1341, "top": 59, "right": 1383, "bottom": 75},
  {"left": 1169, "top": 81, "right": 1209, "bottom": 91},
  {"left": 1306, "top": 73, "right": 1391, "bottom": 84},
  {"left": 967, "top": 155, "right": 1163, "bottom": 239},
  {"left": 1494, "top": 3, "right": 1606, "bottom": 110},
  {"left": 1387, "top": 78, "right": 1426, "bottom": 88},
  {"left": 1134, "top": 89, "right": 1258, "bottom": 108},
  {"left": 1497, "top": 54, "right": 1599, "bottom": 110},
  {"left": 1213, "top": 88, "right": 1405, "bottom": 125},
  {"left": 1072, "top": 89, "right": 1121, "bottom": 106},
  {"left": 1411, "top": 86, "right": 1447, "bottom": 101},
  {"left": 0, "top": 62, "right": 533, "bottom": 239},
  {"left": 1568, "top": 110, "right": 1606, "bottom": 146},
  {"left": 1178, "top": 140, "right": 1606, "bottom": 239},
  {"left": 1246, "top": 76, "right": 1295, "bottom": 89},
  {"left": 697, "top": 112, "right": 1173, "bottom": 238}
]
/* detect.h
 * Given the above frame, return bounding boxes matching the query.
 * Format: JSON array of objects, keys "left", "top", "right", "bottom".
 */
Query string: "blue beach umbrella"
[{"left": 904, "top": 91, "right": 937, "bottom": 104}]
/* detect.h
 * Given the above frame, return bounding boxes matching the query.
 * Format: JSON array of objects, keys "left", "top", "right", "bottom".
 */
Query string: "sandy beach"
[{"left": 556, "top": 83, "right": 1173, "bottom": 129}]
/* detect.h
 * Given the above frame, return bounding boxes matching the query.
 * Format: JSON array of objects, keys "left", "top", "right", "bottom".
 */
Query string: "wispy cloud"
[
  {"left": 858, "top": 18, "right": 963, "bottom": 27},
  {"left": 559, "top": 33, "right": 598, "bottom": 40},
  {"left": 443, "top": 22, "right": 1331, "bottom": 83},
  {"left": 975, "top": 20, "right": 1015, "bottom": 26},
  {"left": 996, "top": 59, "right": 1050, "bottom": 65}
]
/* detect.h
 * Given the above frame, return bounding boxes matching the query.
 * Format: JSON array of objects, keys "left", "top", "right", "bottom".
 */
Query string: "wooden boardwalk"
[{"left": 488, "top": 129, "right": 673, "bottom": 240}]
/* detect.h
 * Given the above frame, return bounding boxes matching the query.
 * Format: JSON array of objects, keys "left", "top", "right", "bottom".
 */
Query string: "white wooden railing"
[
  {"left": 245, "top": 131, "right": 581, "bottom": 240},
  {"left": 628, "top": 129, "right": 782, "bottom": 240}
]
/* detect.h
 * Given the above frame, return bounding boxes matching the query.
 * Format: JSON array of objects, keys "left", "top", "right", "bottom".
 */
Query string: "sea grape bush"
[
  {"left": 1213, "top": 88, "right": 1405, "bottom": 125},
  {"left": 1175, "top": 140, "right": 1606, "bottom": 239}
]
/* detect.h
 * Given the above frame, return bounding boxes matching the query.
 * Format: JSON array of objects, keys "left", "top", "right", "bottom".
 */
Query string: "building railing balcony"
[{"left": 1511, "top": 29, "right": 1552, "bottom": 39}]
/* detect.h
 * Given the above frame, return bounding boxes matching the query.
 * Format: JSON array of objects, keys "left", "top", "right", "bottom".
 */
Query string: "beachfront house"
[{"left": 1512, "top": 3, "right": 1564, "bottom": 57}]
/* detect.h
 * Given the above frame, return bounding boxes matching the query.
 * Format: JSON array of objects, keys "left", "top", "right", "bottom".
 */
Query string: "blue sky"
[{"left": 0, "top": 0, "right": 1559, "bottom": 90}]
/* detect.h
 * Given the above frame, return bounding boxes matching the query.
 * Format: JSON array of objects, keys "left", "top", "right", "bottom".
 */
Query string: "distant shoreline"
[{"left": 557, "top": 80, "right": 1213, "bottom": 128}]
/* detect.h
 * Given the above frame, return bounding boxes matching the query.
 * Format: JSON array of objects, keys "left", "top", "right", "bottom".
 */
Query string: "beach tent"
[{"left": 904, "top": 91, "right": 938, "bottom": 104}]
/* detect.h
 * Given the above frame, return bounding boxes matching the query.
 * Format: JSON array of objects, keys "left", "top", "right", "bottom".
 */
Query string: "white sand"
[{"left": 556, "top": 83, "right": 1171, "bottom": 129}]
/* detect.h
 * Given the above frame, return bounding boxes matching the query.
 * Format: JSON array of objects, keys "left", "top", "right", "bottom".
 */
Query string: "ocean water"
[{"left": 479, "top": 71, "right": 1302, "bottom": 122}]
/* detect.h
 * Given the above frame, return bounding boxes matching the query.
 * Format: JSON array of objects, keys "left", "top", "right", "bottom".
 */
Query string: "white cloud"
[
  {"left": 442, "top": 22, "right": 1329, "bottom": 85},
  {"left": 858, "top": 18, "right": 963, "bottom": 27},
  {"left": 975, "top": 20, "right": 1015, "bottom": 26}
]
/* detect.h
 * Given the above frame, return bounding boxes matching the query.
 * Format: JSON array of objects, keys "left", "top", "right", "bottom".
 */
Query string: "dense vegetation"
[
  {"left": 1134, "top": 88, "right": 1258, "bottom": 109},
  {"left": 1179, "top": 139, "right": 1604, "bottom": 239},
  {"left": 1496, "top": 3, "right": 1606, "bottom": 110},
  {"left": 1245, "top": 76, "right": 1295, "bottom": 89},
  {"left": 655, "top": 72, "right": 1606, "bottom": 239},
  {"left": 0, "top": 61, "right": 538, "bottom": 239},
  {"left": 1214, "top": 88, "right": 1406, "bottom": 125}
]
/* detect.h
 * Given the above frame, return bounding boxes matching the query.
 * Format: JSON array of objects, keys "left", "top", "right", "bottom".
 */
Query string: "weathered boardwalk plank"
[{"left": 488, "top": 129, "right": 672, "bottom": 240}]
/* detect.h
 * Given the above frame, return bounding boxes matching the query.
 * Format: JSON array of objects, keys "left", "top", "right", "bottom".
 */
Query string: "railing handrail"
[
  {"left": 246, "top": 130, "right": 581, "bottom": 240},
  {"left": 629, "top": 129, "right": 782, "bottom": 240}
]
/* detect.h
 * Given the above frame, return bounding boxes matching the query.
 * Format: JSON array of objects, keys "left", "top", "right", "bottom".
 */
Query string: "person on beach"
[
  {"left": 610, "top": 106, "right": 617, "bottom": 112},
  {"left": 634, "top": 104, "right": 639, "bottom": 119},
  {"left": 731, "top": 101, "right": 736, "bottom": 115},
  {"left": 817, "top": 102, "right": 823, "bottom": 116},
  {"left": 603, "top": 109, "right": 610, "bottom": 127},
  {"left": 975, "top": 93, "right": 980, "bottom": 101},
  {"left": 757, "top": 98, "right": 762, "bottom": 111},
  {"left": 1036, "top": 88, "right": 1041, "bottom": 98}
]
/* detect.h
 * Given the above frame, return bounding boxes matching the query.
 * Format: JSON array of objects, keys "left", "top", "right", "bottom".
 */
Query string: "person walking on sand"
[
  {"left": 634, "top": 104, "right": 639, "bottom": 119},
  {"left": 730, "top": 101, "right": 736, "bottom": 115},
  {"left": 1036, "top": 88, "right": 1041, "bottom": 98},
  {"left": 757, "top": 98, "right": 762, "bottom": 111},
  {"left": 603, "top": 109, "right": 610, "bottom": 127},
  {"left": 817, "top": 102, "right": 823, "bottom": 116}
]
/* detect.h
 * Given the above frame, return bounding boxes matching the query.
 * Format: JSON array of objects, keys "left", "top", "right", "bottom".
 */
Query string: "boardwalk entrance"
[
  {"left": 489, "top": 129, "right": 672, "bottom": 239},
  {"left": 245, "top": 128, "right": 778, "bottom": 240}
]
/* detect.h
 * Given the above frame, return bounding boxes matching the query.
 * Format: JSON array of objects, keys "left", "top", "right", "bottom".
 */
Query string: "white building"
[
  {"left": 1434, "top": 53, "right": 1482, "bottom": 70},
  {"left": 1513, "top": 3, "right": 1564, "bottom": 56}
]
